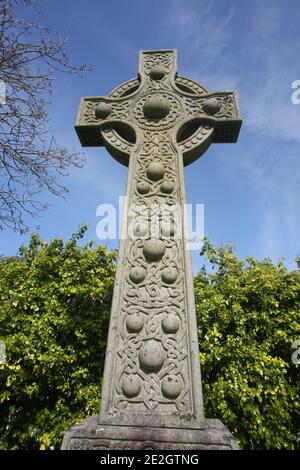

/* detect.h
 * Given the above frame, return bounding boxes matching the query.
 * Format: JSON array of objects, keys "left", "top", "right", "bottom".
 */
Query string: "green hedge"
[
  {"left": 0, "top": 229, "right": 299, "bottom": 449},
  {"left": 195, "top": 239, "right": 300, "bottom": 449}
]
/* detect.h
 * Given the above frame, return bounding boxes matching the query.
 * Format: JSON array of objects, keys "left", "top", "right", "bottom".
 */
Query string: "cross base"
[{"left": 61, "top": 415, "right": 238, "bottom": 450}]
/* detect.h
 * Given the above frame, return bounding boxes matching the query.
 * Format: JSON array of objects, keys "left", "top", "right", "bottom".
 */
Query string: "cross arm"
[
  {"left": 75, "top": 94, "right": 135, "bottom": 147},
  {"left": 180, "top": 90, "right": 242, "bottom": 143}
]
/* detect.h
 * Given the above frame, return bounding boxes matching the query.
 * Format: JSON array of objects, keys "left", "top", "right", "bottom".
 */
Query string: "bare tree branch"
[{"left": 0, "top": 0, "right": 90, "bottom": 233}]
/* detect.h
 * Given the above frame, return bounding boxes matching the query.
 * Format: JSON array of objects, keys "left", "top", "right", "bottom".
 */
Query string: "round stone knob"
[
  {"left": 160, "top": 180, "right": 174, "bottom": 194},
  {"left": 143, "top": 239, "right": 166, "bottom": 262},
  {"left": 147, "top": 162, "right": 165, "bottom": 182},
  {"left": 143, "top": 95, "right": 170, "bottom": 119},
  {"left": 202, "top": 98, "right": 220, "bottom": 115},
  {"left": 161, "top": 267, "right": 178, "bottom": 284},
  {"left": 136, "top": 181, "right": 151, "bottom": 194},
  {"left": 149, "top": 66, "right": 166, "bottom": 80},
  {"left": 122, "top": 374, "right": 141, "bottom": 398},
  {"left": 129, "top": 266, "right": 146, "bottom": 284},
  {"left": 139, "top": 339, "right": 165, "bottom": 373},
  {"left": 126, "top": 313, "right": 144, "bottom": 333},
  {"left": 161, "top": 375, "right": 182, "bottom": 399},
  {"left": 162, "top": 314, "right": 180, "bottom": 334},
  {"left": 95, "top": 102, "right": 112, "bottom": 119}
]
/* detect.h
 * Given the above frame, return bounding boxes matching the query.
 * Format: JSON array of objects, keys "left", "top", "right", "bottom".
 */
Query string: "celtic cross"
[{"left": 67, "top": 49, "right": 242, "bottom": 449}]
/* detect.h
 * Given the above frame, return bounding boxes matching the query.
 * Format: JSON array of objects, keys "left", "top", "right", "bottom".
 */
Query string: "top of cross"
[{"left": 75, "top": 49, "right": 242, "bottom": 166}]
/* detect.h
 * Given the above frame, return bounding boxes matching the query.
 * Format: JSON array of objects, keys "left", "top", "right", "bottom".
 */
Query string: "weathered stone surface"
[
  {"left": 143, "top": 238, "right": 166, "bottom": 262},
  {"left": 136, "top": 181, "right": 151, "bottom": 194},
  {"left": 202, "top": 97, "right": 220, "bottom": 115},
  {"left": 126, "top": 313, "right": 144, "bottom": 333},
  {"left": 128, "top": 266, "right": 146, "bottom": 284},
  {"left": 149, "top": 66, "right": 166, "bottom": 80},
  {"left": 161, "top": 313, "right": 180, "bottom": 334},
  {"left": 143, "top": 95, "right": 170, "bottom": 119},
  {"left": 146, "top": 162, "right": 165, "bottom": 181},
  {"left": 61, "top": 415, "right": 239, "bottom": 450},
  {"left": 95, "top": 102, "right": 112, "bottom": 119},
  {"left": 161, "top": 267, "right": 178, "bottom": 284},
  {"left": 122, "top": 375, "right": 142, "bottom": 398},
  {"left": 160, "top": 180, "right": 175, "bottom": 194},
  {"left": 63, "top": 49, "right": 242, "bottom": 450}
]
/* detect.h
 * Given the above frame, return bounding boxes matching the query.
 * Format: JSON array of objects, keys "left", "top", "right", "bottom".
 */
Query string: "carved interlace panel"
[
  {"left": 106, "top": 53, "right": 196, "bottom": 419},
  {"left": 113, "top": 127, "right": 192, "bottom": 415},
  {"left": 68, "top": 437, "right": 232, "bottom": 450}
]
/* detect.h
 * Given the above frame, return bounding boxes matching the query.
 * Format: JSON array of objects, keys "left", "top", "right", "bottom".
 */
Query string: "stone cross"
[{"left": 62, "top": 49, "right": 242, "bottom": 450}]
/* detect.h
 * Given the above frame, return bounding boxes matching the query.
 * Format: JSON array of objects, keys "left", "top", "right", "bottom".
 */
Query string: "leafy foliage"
[
  {"left": 0, "top": 225, "right": 116, "bottom": 449},
  {"left": 0, "top": 231, "right": 299, "bottom": 449},
  {"left": 195, "top": 239, "right": 300, "bottom": 449}
]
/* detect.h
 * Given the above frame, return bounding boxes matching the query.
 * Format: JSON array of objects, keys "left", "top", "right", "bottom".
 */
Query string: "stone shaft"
[{"left": 99, "top": 51, "right": 206, "bottom": 429}]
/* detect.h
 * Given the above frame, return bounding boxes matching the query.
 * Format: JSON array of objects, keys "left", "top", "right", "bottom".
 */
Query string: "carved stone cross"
[{"left": 62, "top": 49, "right": 242, "bottom": 450}]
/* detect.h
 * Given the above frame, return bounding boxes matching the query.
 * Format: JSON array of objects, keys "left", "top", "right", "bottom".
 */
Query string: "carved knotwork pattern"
[
  {"left": 178, "top": 124, "right": 214, "bottom": 154},
  {"left": 80, "top": 92, "right": 236, "bottom": 127},
  {"left": 175, "top": 76, "right": 207, "bottom": 95},
  {"left": 142, "top": 52, "right": 174, "bottom": 75},
  {"left": 68, "top": 437, "right": 231, "bottom": 450},
  {"left": 112, "top": 127, "right": 192, "bottom": 414},
  {"left": 82, "top": 99, "right": 130, "bottom": 124},
  {"left": 184, "top": 94, "right": 236, "bottom": 119},
  {"left": 102, "top": 127, "right": 134, "bottom": 155},
  {"left": 109, "top": 78, "right": 140, "bottom": 99},
  {"left": 218, "top": 95, "right": 236, "bottom": 118},
  {"left": 103, "top": 53, "right": 237, "bottom": 418},
  {"left": 130, "top": 91, "right": 183, "bottom": 130},
  {"left": 134, "top": 131, "right": 177, "bottom": 202}
]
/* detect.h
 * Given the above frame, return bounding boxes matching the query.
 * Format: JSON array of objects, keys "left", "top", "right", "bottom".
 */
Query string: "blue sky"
[{"left": 1, "top": 0, "right": 300, "bottom": 273}]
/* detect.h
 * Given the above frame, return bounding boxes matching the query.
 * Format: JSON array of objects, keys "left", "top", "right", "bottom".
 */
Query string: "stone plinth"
[{"left": 62, "top": 415, "right": 238, "bottom": 450}]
